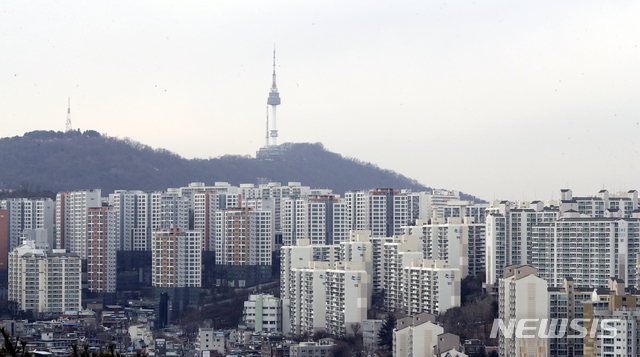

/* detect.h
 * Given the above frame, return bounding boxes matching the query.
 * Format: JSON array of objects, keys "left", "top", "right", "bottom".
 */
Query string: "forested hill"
[{"left": 0, "top": 130, "right": 483, "bottom": 201}]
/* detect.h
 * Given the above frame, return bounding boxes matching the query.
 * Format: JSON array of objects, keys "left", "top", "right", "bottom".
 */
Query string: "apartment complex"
[{"left": 486, "top": 189, "right": 640, "bottom": 287}]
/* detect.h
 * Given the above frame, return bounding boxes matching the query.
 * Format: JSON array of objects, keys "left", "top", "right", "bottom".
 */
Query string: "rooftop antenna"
[{"left": 65, "top": 98, "right": 73, "bottom": 132}]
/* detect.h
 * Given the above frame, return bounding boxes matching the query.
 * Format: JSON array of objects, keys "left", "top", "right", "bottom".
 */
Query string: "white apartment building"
[
  {"left": 486, "top": 189, "right": 639, "bottom": 288},
  {"left": 194, "top": 192, "right": 232, "bottom": 242},
  {"left": 559, "top": 188, "right": 638, "bottom": 218},
  {"left": 5, "top": 198, "right": 54, "bottom": 252},
  {"left": 280, "top": 242, "right": 341, "bottom": 299},
  {"left": 381, "top": 235, "right": 422, "bottom": 312},
  {"left": 486, "top": 211, "right": 508, "bottom": 285},
  {"left": 282, "top": 195, "right": 349, "bottom": 246},
  {"left": 532, "top": 216, "right": 640, "bottom": 288},
  {"left": 8, "top": 241, "right": 82, "bottom": 314},
  {"left": 287, "top": 263, "right": 330, "bottom": 335},
  {"left": 108, "top": 190, "right": 149, "bottom": 251},
  {"left": 324, "top": 267, "right": 370, "bottom": 336},
  {"left": 308, "top": 196, "right": 337, "bottom": 245},
  {"left": 151, "top": 228, "right": 202, "bottom": 288},
  {"left": 149, "top": 192, "right": 189, "bottom": 231},
  {"left": 402, "top": 259, "right": 460, "bottom": 316},
  {"left": 287, "top": 262, "right": 370, "bottom": 336},
  {"left": 498, "top": 265, "right": 549, "bottom": 357},
  {"left": 408, "top": 189, "right": 461, "bottom": 222},
  {"left": 332, "top": 199, "right": 351, "bottom": 245},
  {"left": 345, "top": 190, "right": 370, "bottom": 232},
  {"left": 243, "top": 294, "right": 283, "bottom": 332},
  {"left": 412, "top": 217, "right": 485, "bottom": 278},
  {"left": 281, "top": 197, "right": 308, "bottom": 246},
  {"left": 55, "top": 189, "right": 101, "bottom": 258},
  {"left": 258, "top": 182, "right": 311, "bottom": 232},
  {"left": 393, "top": 313, "right": 443, "bottom": 357}
]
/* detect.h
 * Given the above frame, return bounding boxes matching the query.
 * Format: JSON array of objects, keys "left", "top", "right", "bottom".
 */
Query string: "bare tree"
[{"left": 350, "top": 322, "right": 362, "bottom": 337}]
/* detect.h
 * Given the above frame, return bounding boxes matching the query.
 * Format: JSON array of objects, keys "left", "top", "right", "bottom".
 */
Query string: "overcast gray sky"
[{"left": 1, "top": 1, "right": 639, "bottom": 201}]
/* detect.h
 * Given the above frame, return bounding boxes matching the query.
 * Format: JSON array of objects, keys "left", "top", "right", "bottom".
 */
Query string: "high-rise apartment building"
[
  {"left": 149, "top": 192, "right": 189, "bottom": 231},
  {"left": 411, "top": 217, "right": 486, "bottom": 278},
  {"left": 498, "top": 265, "right": 548, "bottom": 357},
  {"left": 5, "top": 198, "right": 54, "bottom": 252},
  {"left": 532, "top": 215, "right": 640, "bottom": 288},
  {"left": 8, "top": 240, "right": 82, "bottom": 314},
  {"left": 215, "top": 208, "right": 272, "bottom": 266},
  {"left": 108, "top": 190, "right": 149, "bottom": 251},
  {"left": 56, "top": 189, "right": 101, "bottom": 258},
  {"left": 408, "top": 189, "right": 461, "bottom": 222},
  {"left": 151, "top": 228, "right": 202, "bottom": 288},
  {"left": 87, "top": 207, "right": 117, "bottom": 293},
  {"left": 402, "top": 259, "right": 460, "bottom": 316}
]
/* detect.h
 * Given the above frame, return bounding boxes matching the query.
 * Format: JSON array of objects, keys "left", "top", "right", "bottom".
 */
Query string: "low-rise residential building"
[
  {"left": 197, "top": 328, "right": 225, "bottom": 355},
  {"left": 289, "top": 339, "right": 335, "bottom": 357},
  {"left": 243, "top": 294, "right": 283, "bottom": 333}
]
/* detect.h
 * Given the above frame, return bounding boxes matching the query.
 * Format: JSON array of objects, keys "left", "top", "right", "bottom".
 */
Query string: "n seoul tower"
[{"left": 267, "top": 49, "right": 281, "bottom": 146}]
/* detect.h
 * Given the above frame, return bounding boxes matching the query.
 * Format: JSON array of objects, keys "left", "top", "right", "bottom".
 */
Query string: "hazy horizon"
[{"left": 2, "top": 1, "right": 639, "bottom": 201}]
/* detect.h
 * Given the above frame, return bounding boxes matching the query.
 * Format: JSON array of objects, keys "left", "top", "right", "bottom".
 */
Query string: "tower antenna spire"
[
  {"left": 65, "top": 98, "right": 73, "bottom": 132},
  {"left": 267, "top": 47, "right": 281, "bottom": 146},
  {"left": 265, "top": 105, "right": 270, "bottom": 147},
  {"left": 272, "top": 48, "right": 277, "bottom": 88}
]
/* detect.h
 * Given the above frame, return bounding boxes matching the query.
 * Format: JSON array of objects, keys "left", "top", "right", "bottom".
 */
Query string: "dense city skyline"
[{"left": 2, "top": 1, "right": 639, "bottom": 201}]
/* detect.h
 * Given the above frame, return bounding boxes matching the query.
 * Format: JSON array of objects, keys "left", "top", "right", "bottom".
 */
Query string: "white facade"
[
  {"left": 243, "top": 294, "right": 282, "bottom": 332},
  {"left": 409, "top": 189, "right": 461, "bottom": 221},
  {"left": 394, "top": 319, "right": 443, "bottom": 357},
  {"left": 149, "top": 192, "right": 189, "bottom": 231},
  {"left": 8, "top": 241, "right": 82, "bottom": 314},
  {"left": 532, "top": 217, "right": 639, "bottom": 288},
  {"left": 498, "top": 265, "right": 549, "bottom": 357},
  {"left": 403, "top": 260, "right": 461, "bottom": 316},
  {"left": 109, "top": 190, "right": 149, "bottom": 251},
  {"left": 197, "top": 328, "right": 225, "bottom": 354},
  {"left": 6, "top": 198, "right": 54, "bottom": 252},
  {"left": 281, "top": 197, "right": 308, "bottom": 246},
  {"left": 55, "top": 189, "right": 101, "bottom": 257}
]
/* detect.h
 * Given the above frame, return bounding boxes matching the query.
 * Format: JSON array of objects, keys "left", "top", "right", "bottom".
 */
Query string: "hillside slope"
[{"left": 0, "top": 130, "right": 482, "bottom": 201}]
